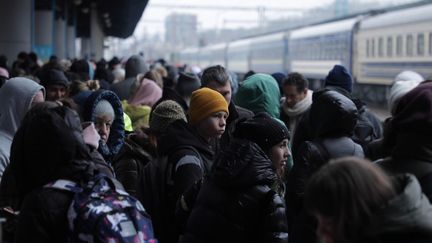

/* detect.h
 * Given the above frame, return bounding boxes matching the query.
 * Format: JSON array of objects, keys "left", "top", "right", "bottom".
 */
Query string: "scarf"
[{"left": 281, "top": 89, "right": 313, "bottom": 135}]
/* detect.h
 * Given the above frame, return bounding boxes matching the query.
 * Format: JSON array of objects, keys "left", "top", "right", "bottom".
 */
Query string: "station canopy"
[{"left": 36, "top": 0, "right": 149, "bottom": 38}]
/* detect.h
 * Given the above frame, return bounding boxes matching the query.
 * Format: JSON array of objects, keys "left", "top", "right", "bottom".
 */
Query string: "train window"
[
  {"left": 371, "top": 39, "right": 375, "bottom": 57},
  {"left": 406, "top": 34, "right": 413, "bottom": 56},
  {"left": 387, "top": 37, "right": 393, "bottom": 57},
  {"left": 429, "top": 33, "right": 432, "bottom": 55},
  {"left": 378, "top": 37, "right": 384, "bottom": 57},
  {"left": 366, "top": 39, "right": 370, "bottom": 57},
  {"left": 418, "top": 33, "right": 425, "bottom": 56},
  {"left": 396, "top": 35, "right": 403, "bottom": 56}
]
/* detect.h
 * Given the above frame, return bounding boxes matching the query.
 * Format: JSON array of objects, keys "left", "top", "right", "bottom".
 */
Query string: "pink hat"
[{"left": 128, "top": 78, "right": 162, "bottom": 107}]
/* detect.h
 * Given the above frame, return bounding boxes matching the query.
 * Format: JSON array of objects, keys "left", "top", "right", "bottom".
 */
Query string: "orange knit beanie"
[{"left": 189, "top": 87, "right": 229, "bottom": 125}]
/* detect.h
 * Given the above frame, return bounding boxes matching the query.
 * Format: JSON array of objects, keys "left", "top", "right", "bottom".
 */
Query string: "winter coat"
[
  {"left": 364, "top": 174, "right": 432, "bottom": 243},
  {"left": 287, "top": 89, "right": 363, "bottom": 243},
  {"left": 181, "top": 139, "right": 288, "bottom": 243},
  {"left": 122, "top": 100, "right": 151, "bottom": 130},
  {"left": 5, "top": 106, "right": 98, "bottom": 242},
  {"left": 112, "top": 133, "right": 155, "bottom": 197},
  {"left": 291, "top": 87, "right": 381, "bottom": 161},
  {"left": 234, "top": 73, "right": 281, "bottom": 119},
  {"left": 378, "top": 135, "right": 432, "bottom": 202},
  {"left": 156, "top": 119, "right": 214, "bottom": 243},
  {"left": 0, "top": 78, "right": 44, "bottom": 180},
  {"left": 81, "top": 90, "right": 125, "bottom": 163},
  {"left": 110, "top": 55, "right": 148, "bottom": 101},
  {"left": 379, "top": 81, "right": 432, "bottom": 202}
]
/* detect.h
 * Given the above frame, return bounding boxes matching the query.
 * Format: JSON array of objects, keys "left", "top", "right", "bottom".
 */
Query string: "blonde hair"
[{"left": 69, "top": 80, "right": 100, "bottom": 96}]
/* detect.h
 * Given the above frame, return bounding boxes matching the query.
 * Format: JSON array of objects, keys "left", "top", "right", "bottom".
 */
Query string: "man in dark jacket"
[
  {"left": 113, "top": 100, "right": 187, "bottom": 197},
  {"left": 201, "top": 65, "right": 254, "bottom": 148},
  {"left": 39, "top": 69, "right": 69, "bottom": 101},
  {"left": 153, "top": 71, "right": 200, "bottom": 113},
  {"left": 110, "top": 55, "right": 148, "bottom": 100}
]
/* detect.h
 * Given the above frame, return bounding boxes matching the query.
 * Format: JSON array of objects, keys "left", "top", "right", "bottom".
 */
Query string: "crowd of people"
[{"left": 0, "top": 51, "right": 431, "bottom": 243}]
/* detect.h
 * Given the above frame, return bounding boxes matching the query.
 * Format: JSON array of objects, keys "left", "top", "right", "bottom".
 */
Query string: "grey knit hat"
[
  {"left": 94, "top": 99, "right": 115, "bottom": 120},
  {"left": 150, "top": 100, "right": 187, "bottom": 134}
]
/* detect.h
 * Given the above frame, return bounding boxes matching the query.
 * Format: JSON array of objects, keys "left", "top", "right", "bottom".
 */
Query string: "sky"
[{"left": 134, "top": 0, "right": 335, "bottom": 37}]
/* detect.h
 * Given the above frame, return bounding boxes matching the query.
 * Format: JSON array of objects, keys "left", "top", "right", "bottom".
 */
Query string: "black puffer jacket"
[
  {"left": 219, "top": 102, "right": 254, "bottom": 150},
  {"left": 287, "top": 90, "right": 363, "bottom": 243},
  {"left": 181, "top": 139, "right": 288, "bottom": 243},
  {"left": 291, "top": 87, "right": 382, "bottom": 160},
  {"left": 5, "top": 106, "right": 98, "bottom": 242}
]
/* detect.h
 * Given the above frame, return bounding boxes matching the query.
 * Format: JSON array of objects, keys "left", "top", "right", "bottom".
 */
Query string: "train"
[{"left": 176, "top": 4, "right": 432, "bottom": 104}]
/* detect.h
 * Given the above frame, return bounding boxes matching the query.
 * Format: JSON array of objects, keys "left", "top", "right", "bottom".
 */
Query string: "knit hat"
[
  {"left": 391, "top": 81, "right": 432, "bottom": 137},
  {"left": 235, "top": 112, "right": 289, "bottom": 152},
  {"left": 189, "top": 87, "right": 229, "bottom": 125},
  {"left": 94, "top": 99, "right": 115, "bottom": 120},
  {"left": 388, "top": 79, "right": 422, "bottom": 115},
  {"left": 41, "top": 69, "right": 69, "bottom": 88},
  {"left": 394, "top": 70, "right": 424, "bottom": 83},
  {"left": 176, "top": 72, "right": 201, "bottom": 97},
  {"left": 324, "top": 65, "right": 353, "bottom": 93},
  {"left": 150, "top": 100, "right": 187, "bottom": 134}
]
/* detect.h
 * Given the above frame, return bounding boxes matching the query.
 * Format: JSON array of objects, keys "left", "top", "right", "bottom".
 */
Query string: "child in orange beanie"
[
  {"left": 154, "top": 87, "right": 229, "bottom": 243},
  {"left": 188, "top": 87, "right": 229, "bottom": 141}
]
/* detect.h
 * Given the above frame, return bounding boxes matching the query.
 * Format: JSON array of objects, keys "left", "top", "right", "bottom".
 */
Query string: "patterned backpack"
[{"left": 46, "top": 175, "right": 158, "bottom": 243}]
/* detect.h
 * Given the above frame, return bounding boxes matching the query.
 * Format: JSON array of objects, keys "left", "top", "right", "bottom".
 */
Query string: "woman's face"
[{"left": 268, "top": 138, "right": 290, "bottom": 178}]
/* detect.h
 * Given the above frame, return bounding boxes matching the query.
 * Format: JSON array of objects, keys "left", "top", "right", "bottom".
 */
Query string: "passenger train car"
[{"left": 176, "top": 4, "right": 432, "bottom": 103}]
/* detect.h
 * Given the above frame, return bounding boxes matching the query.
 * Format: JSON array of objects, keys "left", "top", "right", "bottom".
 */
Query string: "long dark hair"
[{"left": 304, "top": 157, "right": 396, "bottom": 243}]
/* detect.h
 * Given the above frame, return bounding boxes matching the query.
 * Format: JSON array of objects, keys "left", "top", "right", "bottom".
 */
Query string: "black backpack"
[{"left": 136, "top": 146, "right": 201, "bottom": 241}]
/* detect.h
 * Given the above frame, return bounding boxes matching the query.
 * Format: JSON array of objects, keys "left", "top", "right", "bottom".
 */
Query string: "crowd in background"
[{"left": 0, "top": 51, "right": 431, "bottom": 243}]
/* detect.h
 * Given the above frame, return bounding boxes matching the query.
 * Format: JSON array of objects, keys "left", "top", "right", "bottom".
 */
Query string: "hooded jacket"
[
  {"left": 110, "top": 55, "right": 148, "bottom": 100},
  {"left": 181, "top": 139, "right": 288, "bottom": 243},
  {"left": 235, "top": 74, "right": 281, "bottom": 119},
  {"left": 379, "top": 81, "right": 432, "bottom": 201},
  {"left": 7, "top": 106, "right": 97, "bottom": 243},
  {"left": 0, "top": 77, "right": 45, "bottom": 179},
  {"left": 287, "top": 90, "right": 363, "bottom": 243},
  {"left": 365, "top": 174, "right": 432, "bottom": 243},
  {"left": 81, "top": 90, "right": 125, "bottom": 163},
  {"left": 291, "top": 86, "right": 381, "bottom": 159}
]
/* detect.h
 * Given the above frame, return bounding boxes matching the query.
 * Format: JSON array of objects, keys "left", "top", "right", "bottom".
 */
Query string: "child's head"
[
  {"left": 188, "top": 87, "right": 229, "bottom": 140},
  {"left": 235, "top": 112, "right": 290, "bottom": 178},
  {"left": 305, "top": 157, "right": 396, "bottom": 243}
]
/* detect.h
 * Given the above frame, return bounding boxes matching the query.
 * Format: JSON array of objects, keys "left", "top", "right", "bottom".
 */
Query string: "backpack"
[
  {"left": 136, "top": 146, "right": 201, "bottom": 241},
  {"left": 351, "top": 107, "right": 381, "bottom": 147},
  {"left": 46, "top": 175, "right": 157, "bottom": 243}
]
